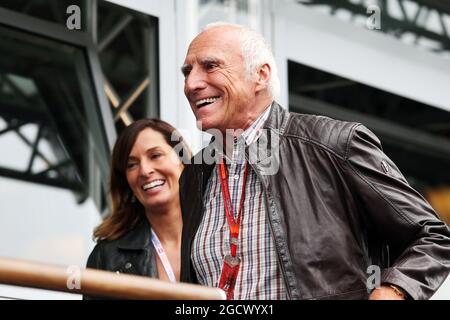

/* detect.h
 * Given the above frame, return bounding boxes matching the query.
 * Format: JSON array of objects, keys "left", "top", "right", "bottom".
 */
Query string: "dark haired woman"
[{"left": 85, "top": 119, "right": 191, "bottom": 298}]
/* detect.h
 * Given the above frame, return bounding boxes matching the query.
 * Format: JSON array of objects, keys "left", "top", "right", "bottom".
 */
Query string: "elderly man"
[{"left": 179, "top": 22, "right": 450, "bottom": 300}]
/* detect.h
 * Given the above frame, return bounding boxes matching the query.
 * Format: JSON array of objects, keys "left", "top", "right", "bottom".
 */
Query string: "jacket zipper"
[
  {"left": 189, "top": 167, "right": 204, "bottom": 256},
  {"left": 248, "top": 160, "right": 294, "bottom": 300}
]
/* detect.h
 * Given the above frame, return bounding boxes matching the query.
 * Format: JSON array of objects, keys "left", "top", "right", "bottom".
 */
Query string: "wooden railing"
[{"left": 0, "top": 257, "right": 226, "bottom": 300}]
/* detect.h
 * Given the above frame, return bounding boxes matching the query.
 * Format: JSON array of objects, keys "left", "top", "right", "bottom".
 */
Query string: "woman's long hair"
[{"left": 93, "top": 119, "right": 191, "bottom": 241}]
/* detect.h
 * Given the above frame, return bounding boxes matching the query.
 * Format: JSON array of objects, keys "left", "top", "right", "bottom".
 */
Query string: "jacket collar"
[
  {"left": 202, "top": 101, "right": 289, "bottom": 155},
  {"left": 193, "top": 101, "right": 290, "bottom": 177},
  {"left": 263, "top": 101, "right": 290, "bottom": 134},
  {"left": 116, "top": 218, "right": 152, "bottom": 250}
]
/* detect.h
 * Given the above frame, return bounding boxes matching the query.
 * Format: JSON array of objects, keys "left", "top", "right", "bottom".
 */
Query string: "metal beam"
[
  {"left": 74, "top": 53, "right": 112, "bottom": 193},
  {"left": 87, "top": 0, "right": 99, "bottom": 44},
  {"left": 26, "top": 125, "right": 43, "bottom": 173},
  {"left": 0, "top": 119, "right": 25, "bottom": 136},
  {"left": 14, "top": 128, "right": 52, "bottom": 167},
  {"left": 144, "top": 20, "right": 159, "bottom": 118},
  {"left": 104, "top": 79, "right": 120, "bottom": 108},
  {"left": 0, "top": 167, "right": 84, "bottom": 193},
  {"left": 98, "top": 14, "right": 133, "bottom": 51},
  {"left": 114, "top": 77, "right": 149, "bottom": 121},
  {"left": 297, "top": 0, "right": 450, "bottom": 50},
  {"left": 297, "top": 80, "right": 356, "bottom": 93},
  {"left": 35, "top": 160, "right": 72, "bottom": 176},
  {"left": 398, "top": 0, "right": 411, "bottom": 23},
  {"left": 414, "top": 0, "right": 450, "bottom": 16},
  {"left": 86, "top": 45, "right": 117, "bottom": 152},
  {"left": 0, "top": 100, "right": 50, "bottom": 127},
  {"left": 0, "top": 74, "right": 32, "bottom": 105},
  {"left": 290, "top": 93, "right": 450, "bottom": 161}
]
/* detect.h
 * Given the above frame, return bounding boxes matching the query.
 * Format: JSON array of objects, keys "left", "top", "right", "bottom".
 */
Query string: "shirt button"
[{"left": 234, "top": 175, "right": 239, "bottom": 180}]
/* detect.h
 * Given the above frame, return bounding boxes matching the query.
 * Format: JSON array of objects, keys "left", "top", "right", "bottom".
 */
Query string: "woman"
[{"left": 85, "top": 119, "right": 191, "bottom": 298}]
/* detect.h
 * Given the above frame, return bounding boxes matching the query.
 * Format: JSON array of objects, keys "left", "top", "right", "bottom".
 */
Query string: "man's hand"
[{"left": 369, "top": 285, "right": 406, "bottom": 300}]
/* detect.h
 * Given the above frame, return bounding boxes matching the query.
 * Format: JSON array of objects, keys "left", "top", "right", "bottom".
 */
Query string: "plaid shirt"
[{"left": 191, "top": 105, "right": 287, "bottom": 299}]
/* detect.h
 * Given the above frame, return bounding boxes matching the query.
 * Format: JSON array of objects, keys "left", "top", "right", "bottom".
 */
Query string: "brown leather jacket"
[{"left": 179, "top": 102, "right": 450, "bottom": 299}]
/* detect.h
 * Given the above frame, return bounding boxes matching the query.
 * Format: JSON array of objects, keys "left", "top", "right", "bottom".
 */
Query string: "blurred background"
[{"left": 0, "top": 0, "right": 449, "bottom": 299}]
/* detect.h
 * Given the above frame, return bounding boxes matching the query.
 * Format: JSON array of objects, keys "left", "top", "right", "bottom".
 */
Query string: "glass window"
[
  {"left": 0, "top": 25, "right": 107, "bottom": 300},
  {"left": 288, "top": 60, "right": 450, "bottom": 225},
  {"left": 97, "top": 1, "right": 159, "bottom": 132},
  {"left": 0, "top": 25, "right": 109, "bottom": 197}
]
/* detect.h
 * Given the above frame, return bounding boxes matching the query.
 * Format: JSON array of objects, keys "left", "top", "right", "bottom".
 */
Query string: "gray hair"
[{"left": 202, "top": 22, "right": 280, "bottom": 99}]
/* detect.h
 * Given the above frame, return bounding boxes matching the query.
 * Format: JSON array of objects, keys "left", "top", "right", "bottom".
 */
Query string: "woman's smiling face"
[{"left": 125, "top": 128, "right": 184, "bottom": 212}]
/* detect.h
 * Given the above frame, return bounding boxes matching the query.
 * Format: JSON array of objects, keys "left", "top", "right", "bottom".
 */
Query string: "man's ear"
[{"left": 255, "top": 63, "right": 271, "bottom": 93}]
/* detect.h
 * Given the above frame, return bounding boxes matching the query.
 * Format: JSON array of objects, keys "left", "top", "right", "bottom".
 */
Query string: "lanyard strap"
[
  {"left": 218, "top": 161, "right": 249, "bottom": 257},
  {"left": 150, "top": 229, "right": 176, "bottom": 283}
]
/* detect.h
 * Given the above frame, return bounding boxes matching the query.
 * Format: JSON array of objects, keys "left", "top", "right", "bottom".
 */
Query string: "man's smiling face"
[{"left": 182, "top": 27, "right": 258, "bottom": 133}]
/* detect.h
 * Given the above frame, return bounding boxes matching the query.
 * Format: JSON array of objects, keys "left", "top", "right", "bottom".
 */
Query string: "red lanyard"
[
  {"left": 218, "top": 160, "right": 249, "bottom": 256},
  {"left": 217, "top": 160, "right": 249, "bottom": 299}
]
